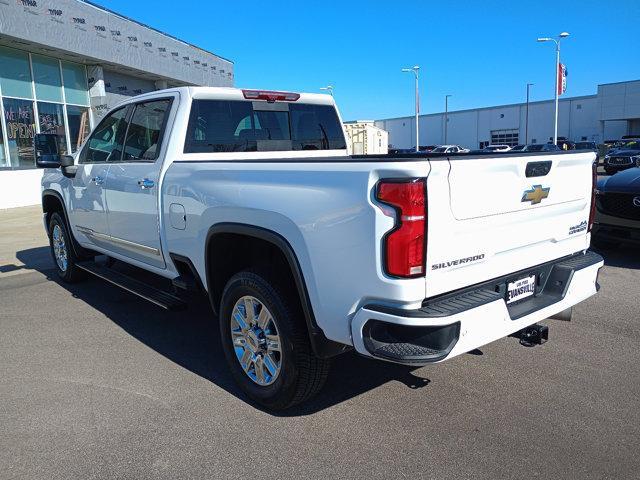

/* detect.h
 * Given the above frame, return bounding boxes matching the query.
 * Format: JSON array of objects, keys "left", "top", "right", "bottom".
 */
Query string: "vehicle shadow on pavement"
[
  {"left": 590, "top": 245, "right": 640, "bottom": 270},
  {"left": 14, "top": 248, "right": 431, "bottom": 416}
]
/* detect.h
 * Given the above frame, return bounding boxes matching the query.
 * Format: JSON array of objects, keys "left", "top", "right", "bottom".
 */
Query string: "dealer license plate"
[{"left": 506, "top": 275, "right": 536, "bottom": 304}]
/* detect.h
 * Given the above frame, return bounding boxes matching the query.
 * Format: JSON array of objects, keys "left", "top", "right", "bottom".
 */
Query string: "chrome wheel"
[
  {"left": 52, "top": 224, "right": 68, "bottom": 272},
  {"left": 230, "top": 296, "right": 282, "bottom": 386}
]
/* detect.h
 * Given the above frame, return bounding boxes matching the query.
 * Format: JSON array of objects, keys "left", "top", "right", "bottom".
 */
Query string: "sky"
[{"left": 104, "top": 0, "right": 640, "bottom": 121}]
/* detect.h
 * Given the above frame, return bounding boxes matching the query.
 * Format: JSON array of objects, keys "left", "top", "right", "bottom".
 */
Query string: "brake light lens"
[
  {"left": 376, "top": 179, "right": 426, "bottom": 278},
  {"left": 242, "top": 89, "right": 300, "bottom": 103},
  {"left": 588, "top": 161, "right": 597, "bottom": 232}
]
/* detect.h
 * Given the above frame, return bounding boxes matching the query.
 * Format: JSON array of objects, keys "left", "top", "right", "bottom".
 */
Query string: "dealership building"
[
  {"left": 0, "top": 0, "right": 233, "bottom": 208},
  {"left": 375, "top": 79, "right": 640, "bottom": 150}
]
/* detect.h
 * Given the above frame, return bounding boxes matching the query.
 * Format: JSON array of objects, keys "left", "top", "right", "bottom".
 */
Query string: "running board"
[{"left": 76, "top": 261, "right": 186, "bottom": 311}]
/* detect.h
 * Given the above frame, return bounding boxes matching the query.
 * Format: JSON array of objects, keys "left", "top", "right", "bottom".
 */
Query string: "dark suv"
[
  {"left": 593, "top": 167, "right": 640, "bottom": 247},
  {"left": 603, "top": 141, "right": 640, "bottom": 176}
]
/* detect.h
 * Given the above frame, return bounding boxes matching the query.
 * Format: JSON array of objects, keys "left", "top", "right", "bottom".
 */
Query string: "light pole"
[
  {"left": 537, "top": 32, "right": 569, "bottom": 145},
  {"left": 402, "top": 65, "right": 420, "bottom": 152},
  {"left": 444, "top": 94, "right": 452, "bottom": 144},
  {"left": 320, "top": 85, "right": 334, "bottom": 97},
  {"left": 525, "top": 83, "right": 533, "bottom": 144}
]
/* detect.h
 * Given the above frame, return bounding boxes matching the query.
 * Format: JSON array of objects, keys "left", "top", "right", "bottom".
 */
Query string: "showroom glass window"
[
  {"left": 32, "top": 54, "right": 63, "bottom": 103},
  {"left": 0, "top": 120, "right": 6, "bottom": 168},
  {"left": 0, "top": 46, "right": 91, "bottom": 168},
  {"left": 61, "top": 61, "right": 90, "bottom": 106},
  {"left": 0, "top": 46, "right": 33, "bottom": 99},
  {"left": 67, "top": 105, "right": 91, "bottom": 153},
  {"left": 3, "top": 98, "right": 36, "bottom": 167},
  {"left": 37, "top": 102, "right": 67, "bottom": 155}
]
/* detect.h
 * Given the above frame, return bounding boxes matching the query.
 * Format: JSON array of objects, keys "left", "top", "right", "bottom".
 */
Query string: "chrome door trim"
[{"left": 76, "top": 226, "right": 161, "bottom": 257}]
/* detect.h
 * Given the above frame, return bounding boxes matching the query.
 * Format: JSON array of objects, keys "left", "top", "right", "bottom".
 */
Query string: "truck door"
[
  {"left": 103, "top": 98, "right": 174, "bottom": 269},
  {"left": 67, "top": 106, "right": 129, "bottom": 250}
]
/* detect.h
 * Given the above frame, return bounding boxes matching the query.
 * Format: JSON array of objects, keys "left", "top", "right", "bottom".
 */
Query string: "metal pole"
[
  {"left": 415, "top": 70, "right": 419, "bottom": 152},
  {"left": 402, "top": 66, "right": 420, "bottom": 152},
  {"left": 444, "top": 95, "right": 451, "bottom": 144},
  {"left": 444, "top": 96, "right": 448, "bottom": 144},
  {"left": 525, "top": 83, "right": 532, "bottom": 144},
  {"left": 553, "top": 41, "right": 560, "bottom": 145}
]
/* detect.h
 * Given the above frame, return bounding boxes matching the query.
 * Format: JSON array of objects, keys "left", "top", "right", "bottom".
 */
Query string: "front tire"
[
  {"left": 48, "top": 212, "right": 85, "bottom": 283},
  {"left": 219, "top": 270, "right": 330, "bottom": 410}
]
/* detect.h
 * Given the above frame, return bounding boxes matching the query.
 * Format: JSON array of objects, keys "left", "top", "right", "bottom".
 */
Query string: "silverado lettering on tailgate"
[{"left": 432, "top": 254, "right": 485, "bottom": 271}]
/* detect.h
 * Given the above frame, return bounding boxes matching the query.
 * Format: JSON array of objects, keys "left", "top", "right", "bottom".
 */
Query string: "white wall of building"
[
  {"left": 0, "top": 169, "right": 42, "bottom": 209},
  {"left": 598, "top": 80, "right": 640, "bottom": 121},
  {"left": 376, "top": 80, "right": 640, "bottom": 150},
  {"left": 376, "top": 95, "right": 603, "bottom": 149}
]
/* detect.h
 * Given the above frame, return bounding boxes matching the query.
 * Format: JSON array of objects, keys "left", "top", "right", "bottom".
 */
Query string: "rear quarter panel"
[{"left": 162, "top": 159, "right": 430, "bottom": 345}]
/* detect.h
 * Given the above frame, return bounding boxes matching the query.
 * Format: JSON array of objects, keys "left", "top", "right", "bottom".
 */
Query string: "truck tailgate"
[{"left": 424, "top": 152, "right": 595, "bottom": 299}]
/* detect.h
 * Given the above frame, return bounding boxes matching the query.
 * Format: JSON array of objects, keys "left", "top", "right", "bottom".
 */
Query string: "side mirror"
[
  {"left": 34, "top": 133, "right": 61, "bottom": 168},
  {"left": 36, "top": 153, "right": 61, "bottom": 168}
]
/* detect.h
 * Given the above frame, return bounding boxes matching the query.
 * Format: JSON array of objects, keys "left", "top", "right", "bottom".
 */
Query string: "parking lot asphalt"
[{"left": 1, "top": 205, "right": 639, "bottom": 480}]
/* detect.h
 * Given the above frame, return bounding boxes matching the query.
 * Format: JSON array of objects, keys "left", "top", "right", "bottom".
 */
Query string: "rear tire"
[
  {"left": 48, "top": 212, "right": 86, "bottom": 283},
  {"left": 219, "top": 269, "right": 330, "bottom": 410}
]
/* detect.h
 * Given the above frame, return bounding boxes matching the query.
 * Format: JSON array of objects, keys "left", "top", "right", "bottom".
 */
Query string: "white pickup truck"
[{"left": 38, "top": 87, "right": 603, "bottom": 409}]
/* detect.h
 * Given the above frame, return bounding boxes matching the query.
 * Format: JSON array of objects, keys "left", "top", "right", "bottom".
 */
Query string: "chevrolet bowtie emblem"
[{"left": 521, "top": 185, "right": 550, "bottom": 205}]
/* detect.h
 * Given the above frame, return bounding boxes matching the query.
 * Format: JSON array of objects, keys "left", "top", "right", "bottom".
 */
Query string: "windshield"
[{"left": 432, "top": 147, "right": 448, "bottom": 153}]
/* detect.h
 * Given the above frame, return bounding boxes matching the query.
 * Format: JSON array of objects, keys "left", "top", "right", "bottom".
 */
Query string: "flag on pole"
[{"left": 558, "top": 63, "right": 567, "bottom": 95}]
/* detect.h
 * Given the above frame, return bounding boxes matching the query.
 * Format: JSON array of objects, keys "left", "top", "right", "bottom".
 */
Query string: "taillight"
[
  {"left": 588, "top": 161, "right": 597, "bottom": 232},
  {"left": 242, "top": 89, "right": 300, "bottom": 103},
  {"left": 376, "top": 179, "right": 426, "bottom": 278}
]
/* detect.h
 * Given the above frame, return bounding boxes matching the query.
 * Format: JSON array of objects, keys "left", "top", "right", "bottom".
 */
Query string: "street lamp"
[
  {"left": 401, "top": 65, "right": 420, "bottom": 152},
  {"left": 525, "top": 83, "right": 534, "bottom": 144},
  {"left": 537, "top": 32, "right": 569, "bottom": 145},
  {"left": 444, "top": 94, "right": 452, "bottom": 144},
  {"left": 320, "top": 85, "right": 334, "bottom": 97}
]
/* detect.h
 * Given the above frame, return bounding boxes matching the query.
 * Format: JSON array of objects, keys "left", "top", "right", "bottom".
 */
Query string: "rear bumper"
[{"left": 351, "top": 251, "right": 603, "bottom": 365}]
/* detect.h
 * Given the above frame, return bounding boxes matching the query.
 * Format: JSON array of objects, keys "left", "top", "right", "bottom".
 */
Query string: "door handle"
[
  {"left": 91, "top": 176, "right": 104, "bottom": 185},
  {"left": 137, "top": 178, "right": 155, "bottom": 189}
]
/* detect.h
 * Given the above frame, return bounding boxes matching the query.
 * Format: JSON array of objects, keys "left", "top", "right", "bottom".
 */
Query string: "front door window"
[{"left": 80, "top": 107, "right": 128, "bottom": 163}]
